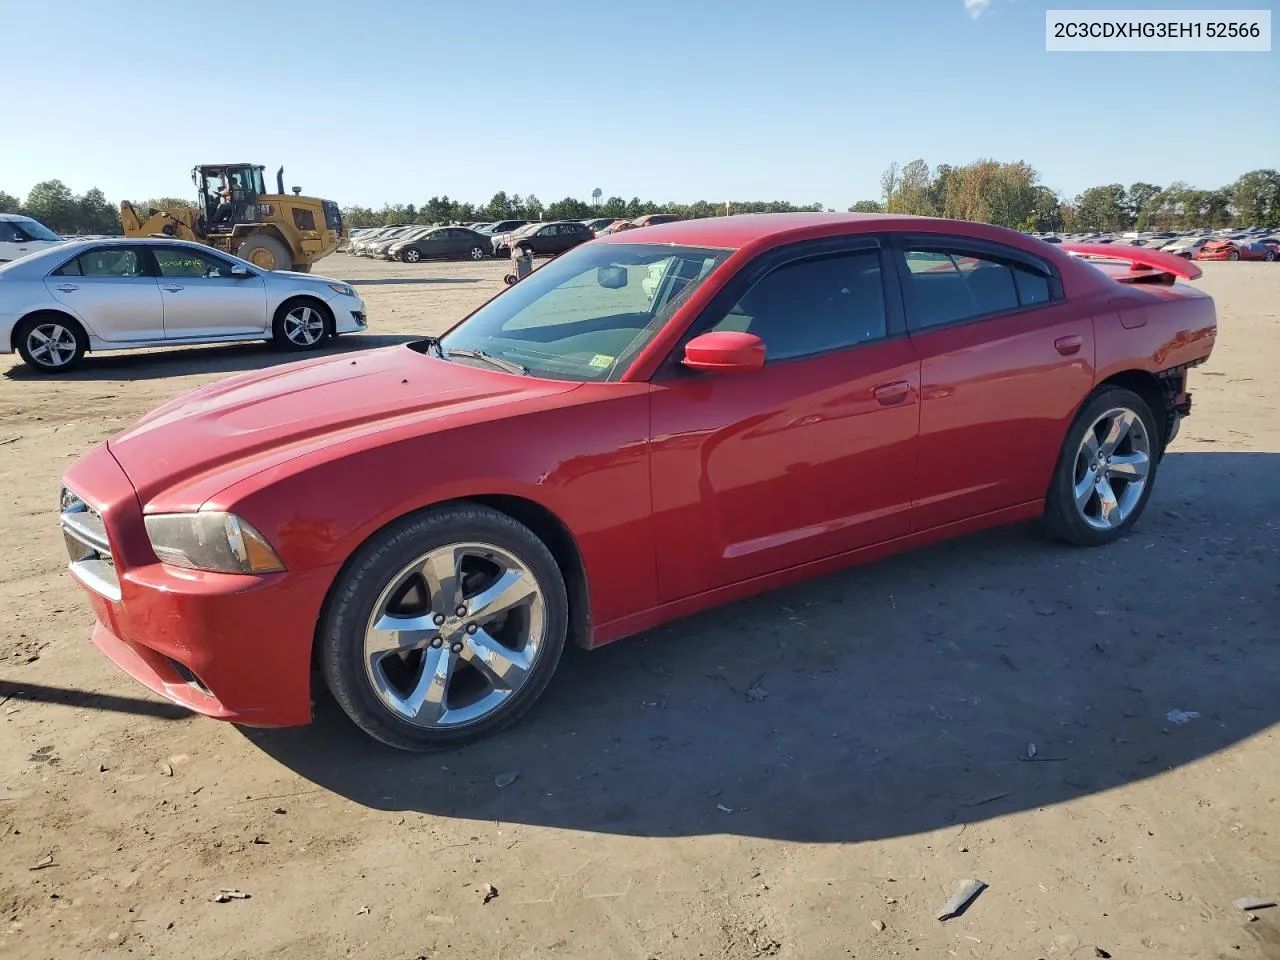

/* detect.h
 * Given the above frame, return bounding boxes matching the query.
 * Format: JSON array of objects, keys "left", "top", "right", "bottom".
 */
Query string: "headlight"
[
  {"left": 144, "top": 512, "right": 284, "bottom": 574},
  {"left": 328, "top": 282, "right": 356, "bottom": 297}
]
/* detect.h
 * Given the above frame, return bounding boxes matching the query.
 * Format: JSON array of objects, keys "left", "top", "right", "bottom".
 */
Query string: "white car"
[
  {"left": 0, "top": 238, "right": 367, "bottom": 373},
  {"left": 0, "top": 214, "right": 65, "bottom": 262}
]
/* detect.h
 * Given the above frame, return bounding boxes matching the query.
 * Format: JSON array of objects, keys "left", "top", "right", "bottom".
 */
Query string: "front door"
[
  {"left": 649, "top": 239, "right": 921, "bottom": 601},
  {"left": 150, "top": 245, "right": 268, "bottom": 338},
  {"left": 891, "top": 237, "right": 1096, "bottom": 531},
  {"left": 44, "top": 245, "right": 164, "bottom": 342}
]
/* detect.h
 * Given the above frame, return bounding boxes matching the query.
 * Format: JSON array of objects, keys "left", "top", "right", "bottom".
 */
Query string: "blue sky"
[{"left": 4, "top": 0, "right": 1276, "bottom": 208}]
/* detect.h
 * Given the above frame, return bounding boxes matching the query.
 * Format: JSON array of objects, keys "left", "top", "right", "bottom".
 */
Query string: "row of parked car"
[
  {"left": 344, "top": 214, "right": 682, "bottom": 263},
  {"left": 1035, "top": 227, "right": 1280, "bottom": 262}
]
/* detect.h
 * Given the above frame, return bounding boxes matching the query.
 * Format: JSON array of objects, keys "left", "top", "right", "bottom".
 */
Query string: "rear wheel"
[
  {"left": 1043, "top": 387, "right": 1160, "bottom": 547},
  {"left": 236, "top": 234, "right": 292, "bottom": 271},
  {"left": 319, "top": 504, "right": 568, "bottom": 750},
  {"left": 272, "top": 299, "right": 331, "bottom": 351},
  {"left": 16, "top": 315, "right": 87, "bottom": 373}
]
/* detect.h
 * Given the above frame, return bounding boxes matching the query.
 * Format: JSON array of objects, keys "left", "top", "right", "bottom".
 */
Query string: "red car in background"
[
  {"left": 59, "top": 214, "right": 1217, "bottom": 751},
  {"left": 1197, "top": 238, "right": 1275, "bottom": 261}
]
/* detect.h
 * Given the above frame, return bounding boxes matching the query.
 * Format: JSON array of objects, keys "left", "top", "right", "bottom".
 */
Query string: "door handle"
[
  {"left": 162, "top": 284, "right": 185, "bottom": 292},
  {"left": 55, "top": 283, "right": 79, "bottom": 292},
  {"left": 1054, "top": 335, "right": 1083, "bottom": 356},
  {"left": 873, "top": 380, "right": 911, "bottom": 405}
]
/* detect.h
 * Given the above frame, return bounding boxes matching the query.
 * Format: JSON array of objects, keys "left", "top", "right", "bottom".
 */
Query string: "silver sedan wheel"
[
  {"left": 27, "top": 322, "right": 77, "bottom": 369},
  {"left": 363, "top": 542, "right": 547, "bottom": 728},
  {"left": 1072, "top": 406, "right": 1151, "bottom": 531},
  {"left": 283, "top": 305, "right": 325, "bottom": 346}
]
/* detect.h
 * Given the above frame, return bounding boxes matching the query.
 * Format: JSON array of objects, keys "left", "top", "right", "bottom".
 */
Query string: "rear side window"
[
  {"left": 901, "top": 247, "right": 1054, "bottom": 330},
  {"left": 54, "top": 249, "right": 147, "bottom": 277},
  {"left": 709, "top": 249, "right": 887, "bottom": 362}
]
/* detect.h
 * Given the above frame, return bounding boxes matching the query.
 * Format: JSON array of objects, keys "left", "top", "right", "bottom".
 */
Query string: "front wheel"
[
  {"left": 468, "top": 245, "right": 486, "bottom": 260},
  {"left": 1043, "top": 387, "right": 1160, "bottom": 547},
  {"left": 272, "top": 299, "right": 331, "bottom": 351},
  {"left": 402, "top": 247, "right": 422, "bottom": 263},
  {"left": 1228, "top": 250, "right": 1240, "bottom": 261},
  {"left": 318, "top": 504, "right": 568, "bottom": 750}
]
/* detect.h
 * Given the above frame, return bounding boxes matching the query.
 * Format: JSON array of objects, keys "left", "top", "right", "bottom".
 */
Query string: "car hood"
[
  {"left": 270, "top": 269, "right": 346, "bottom": 285},
  {"left": 106, "top": 345, "right": 581, "bottom": 510}
]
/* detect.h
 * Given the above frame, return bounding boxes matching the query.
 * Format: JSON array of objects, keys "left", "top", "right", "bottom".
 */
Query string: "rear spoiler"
[{"left": 1060, "top": 243, "right": 1202, "bottom": 282}]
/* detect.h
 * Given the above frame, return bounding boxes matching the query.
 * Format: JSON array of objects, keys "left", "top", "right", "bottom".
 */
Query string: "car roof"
[
  {"left": 0, "top": 236, "right": 226, "bottom": 272},
  {"left": 0, "top": 213, "right": 40, "bottom": 222},
  {"left": 593, "top": 212, "right": 1021, "bottom": 249}
]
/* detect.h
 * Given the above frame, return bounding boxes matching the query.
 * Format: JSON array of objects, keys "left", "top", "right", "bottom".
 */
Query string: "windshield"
[
  {"left": 438, "top": 242, "right": 730, "bottom": 382},
  {"left": 12, "top": 218, "right": 62, "bottom": 242}
]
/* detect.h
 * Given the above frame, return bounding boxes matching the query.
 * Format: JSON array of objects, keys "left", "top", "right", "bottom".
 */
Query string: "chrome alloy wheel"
[
  {"left": 1072, "top": 406, "right": 1151, "bottom": 531},
  {"left": 362, "top": 542, "right": 546, "bottom": 728},
  {"left": 27, "top": 322, "right": 77, "bottom": 369},
  {"left": 283, "top": 305, "right": 325, "bottom": 346}
]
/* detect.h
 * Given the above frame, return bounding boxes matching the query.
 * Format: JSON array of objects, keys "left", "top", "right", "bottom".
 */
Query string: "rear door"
[
  {"left": 891, "top": 235, "right": 1095, "bottom": 531},
  {"left": 150, "top": 244, "right": 268, "bottom": 338},
  {"left": 44, "top": 245, "right": 165, "bottom": 341}
]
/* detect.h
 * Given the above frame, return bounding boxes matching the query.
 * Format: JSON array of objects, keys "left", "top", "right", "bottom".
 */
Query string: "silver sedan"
[{"left": 0, "top": 238, "right": 367, "bottom": 373}]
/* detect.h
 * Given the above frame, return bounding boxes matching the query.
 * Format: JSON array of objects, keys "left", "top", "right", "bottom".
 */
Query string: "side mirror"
[
  {"left": 681, "top": 331, "right": 766, "bottom": 374},
  {"left": 597, "top": 265, "right": 628, "bottom": 289},
  {"left": 230, "top": 264, "right": 252, "bottom": 277}
]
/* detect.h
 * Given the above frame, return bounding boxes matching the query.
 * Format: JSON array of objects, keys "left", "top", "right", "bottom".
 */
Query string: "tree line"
[
  {"left": 856, "top": 159, "right": 1280, "bottom": 232},
  {"left": 4, "top": 163, "right": 1278, "bottom": 238}
]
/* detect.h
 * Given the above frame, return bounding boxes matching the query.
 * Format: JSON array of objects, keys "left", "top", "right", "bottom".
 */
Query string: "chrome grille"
[{"left": 60, "top": 487, "right": 121, "bottom": 601}]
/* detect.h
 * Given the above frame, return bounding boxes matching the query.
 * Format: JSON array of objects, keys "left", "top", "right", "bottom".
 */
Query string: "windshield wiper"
[{"left": 445, "top": 348, "right": 528, "bottom": 376}]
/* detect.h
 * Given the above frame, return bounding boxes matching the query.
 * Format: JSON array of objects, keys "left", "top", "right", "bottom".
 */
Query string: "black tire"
[
  {"left": 1043, "top": 387, "right": 1161, "bottom": 547},
  {"left": 318, "top": 504, "right": 569, "bottom": 751},
  {"left": 271, "top": 297, "right": 332, "bottom": 351},
  {"left": 15, "top": 313, "right": 88, "bottom": 374},
  {"left": 468, "top": 245, "right": 486, "bottom": 261},
  {"left": 236, "top": 234, "right": 293, "bottom": 271},
  {"left": 504, "top": 274, "right": 517, "bottom": 285}
]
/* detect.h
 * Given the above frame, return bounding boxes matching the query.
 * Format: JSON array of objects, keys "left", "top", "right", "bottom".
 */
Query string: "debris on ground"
[
  {"left": 494, "top": 771, "right": 520, "bottom": 788},
  {"left": 1026, "top": 742, "right": 1038, "bottom": 759},
  {"left": 1165, "top": 709, "right": 1200, "bottom": 725},
  {"left": 482, "top": 883, "right": 498, "bottom": 904},
  {"left": 273, "top": 807, "right": 286, "bottom": 815},
  {"left": 961, "top": 792, "right": 1010, "bottom": 807},
  {"left": 1233, "top": 897, "right": 1276, "bottom": 911},
  {"left": 355, "top": 906, "right": 369, "bottom": 915},
  {"left": 936, "top": 879, "right": 987, "bottom": 921},
  {"left": 158, "top": 762, "right": 173, "bottom": 777},
  {"left": 211, "top": 889, "right": 250, "bottom": 903},
  {"left": 29, "top": 854, "right": 54, "bottom": 871},
  {"left": 716, "top": 804, "right": 735, "bottom": 814},
  {"left": 871, "top": 919, "right": 885, "bottom": 931},
  {"left": 1094, "top": 948, "right": 1112, "bottom": 959},
  {"left": 745, "top": 675, "right": 770, "bottom": 702}
]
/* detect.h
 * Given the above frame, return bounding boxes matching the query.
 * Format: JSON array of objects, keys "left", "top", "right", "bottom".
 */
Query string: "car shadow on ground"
[
  {"left": 245, "top": 451, "right": 1279, "bottom": 844},
  {"left": 1, "top": 333, "right": 418, "bottom": 383},
  {"left": 348, "top": 277, "right": 487, "bottom": 286}
]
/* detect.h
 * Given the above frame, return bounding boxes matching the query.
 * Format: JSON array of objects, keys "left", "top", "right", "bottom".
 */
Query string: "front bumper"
[
  {"left": 333, "top": 296, "right": 367, "bottom": 333},
  {"left": 61, "top": 444, "right": 336, "bottom": 727}
]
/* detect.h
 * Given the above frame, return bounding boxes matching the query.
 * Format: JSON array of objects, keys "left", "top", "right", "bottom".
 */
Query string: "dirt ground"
[{"left": 2, "top": 253, "right": 1278, "bottom": 960}]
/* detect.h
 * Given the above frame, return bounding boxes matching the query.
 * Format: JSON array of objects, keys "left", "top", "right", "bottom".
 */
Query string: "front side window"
[
  {"left": 153, "top": 246, "right": 238, "bottom": 278},
  {"left": 901, "top": 247, "right": 1054, "bottom": 330},
  {"left": 57, "top": 248, "right": 147, "bottom": 278},
  {"left": 9, "top": 219, "right": 61, "bottom": 242},
  {"left": 707, "top": 249, "right": 888, "bottom": 362},
  {"left": 438, "top": 242, "right": 730, "bottom": 382}
]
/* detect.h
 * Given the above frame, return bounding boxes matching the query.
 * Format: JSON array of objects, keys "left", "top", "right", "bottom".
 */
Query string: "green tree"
[
  {"left": 1231, "top": 169, "right": 1280, "bottom": 227},
  {"left": 0, "top": 191, "right": 21, "bottom": 214},
  {"left": 1073, "top": 184, "right": 1128, "bottom": 232},
  {"left": 1127, "top": 181, "right": 1162, "bottom": 229},
  {"left": 24, "top": 180, "right": 78, "bottom": 233},
  {"left": 848, "top": 200, "right": 883, "bottom": 212},
  {"left": 485, "top": 191, "right": 513, "bottom": 221}
]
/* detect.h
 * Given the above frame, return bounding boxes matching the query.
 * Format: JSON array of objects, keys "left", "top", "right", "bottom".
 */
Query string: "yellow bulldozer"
[{"left": 120, "top": 164, "right": 345, "bottom": 272}]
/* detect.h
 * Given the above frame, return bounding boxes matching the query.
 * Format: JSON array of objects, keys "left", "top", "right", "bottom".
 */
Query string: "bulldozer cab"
[{"left": 194, "top": 164, "right": 266, "bottom": 232}]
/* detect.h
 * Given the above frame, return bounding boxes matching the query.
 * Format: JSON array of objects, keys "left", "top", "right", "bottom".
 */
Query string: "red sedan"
[
  {"left": 60, "top": 215, "right": 1217, "bottom": 750},
  {"left": 1196, "top": 238, "right": 1275, "bottom": 261}
]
